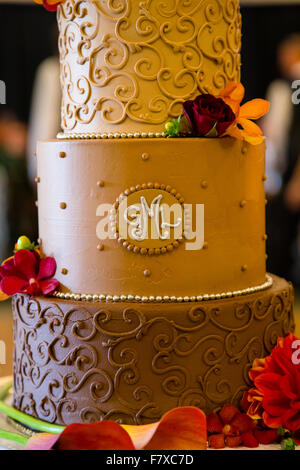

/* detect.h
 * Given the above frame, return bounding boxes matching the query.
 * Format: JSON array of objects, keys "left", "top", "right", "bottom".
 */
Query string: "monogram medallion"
[{"left": 113, "top": 183, "right": 186, "bottom": 255}]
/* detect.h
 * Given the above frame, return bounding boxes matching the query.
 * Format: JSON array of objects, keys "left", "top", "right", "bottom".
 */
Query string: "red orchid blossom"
[
  {"left": 207, "top": 404, "right": 278, "bottom": 449},
  {"left": 26, "top": 407, "right": 207, "bottom": 451},
  {"left": 0, "top": 249, "right": 59, "bottom": 298}
]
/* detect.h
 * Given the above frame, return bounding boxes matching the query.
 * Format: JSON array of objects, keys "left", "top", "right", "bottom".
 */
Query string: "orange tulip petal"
[
  {"left": 124, "top": 407, "right": 207, "bottom": 451},
  {"left": 34, "top": 0, "right": 43, "bottom": 4},
  {"left": 239, "top": 99, "right": 270, "bottom": 120},
  {"left": 238, "top": 118, "right": 263, "bottom": 137}
]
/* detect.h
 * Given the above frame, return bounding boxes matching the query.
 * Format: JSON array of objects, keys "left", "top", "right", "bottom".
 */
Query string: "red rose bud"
[
  {"left": 208, "top": 434, "right": 226, "bottom": 449},
  {"left": 182, "top": 94, "right": 235, "bottom": 137},
  {"left": 254, "top": 429, "right": 278, "bottom": 445},
  {"left": 207, "top": 412, "right": 223, "bottom": 434},
  {"left": 219, "top": 404, "right": 239, "bottom": 424},
  {"left": 226, "top": 435, "right": 243, "bottom": 448},
  {"left": 241, "top": 431, "right": 259, "bottom": 448}
]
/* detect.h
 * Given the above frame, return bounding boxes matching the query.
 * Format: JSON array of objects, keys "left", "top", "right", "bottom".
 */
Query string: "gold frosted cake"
[{"left": 9, "top": 0, "right": 294, "bottom": 426}]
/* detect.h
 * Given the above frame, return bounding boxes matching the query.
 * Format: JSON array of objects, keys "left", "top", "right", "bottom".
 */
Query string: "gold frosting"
[
  {"left": 58, "top": 0, "right": 241, "bottom": 134},
  {"left": 36, "top": 137, "right": 266, "bottom": 298}
]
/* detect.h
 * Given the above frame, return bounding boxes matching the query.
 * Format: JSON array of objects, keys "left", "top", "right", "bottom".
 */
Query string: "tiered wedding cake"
[{"left": 12, "top": 0, "right": 294, "bottom": 426}]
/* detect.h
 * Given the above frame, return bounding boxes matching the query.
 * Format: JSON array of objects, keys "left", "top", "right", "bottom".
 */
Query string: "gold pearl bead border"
[
  {"left": 111, "top": 183, "right": 186, "bottom": 256},
  {"left": 7, "top": 417, "right": 37, "bottom": 438},
  {"left": 52, "top": 275, "right": 273, "bottom": 304},
  {"left": 57, "top": 131, "right": 169, "bottom": 140}
]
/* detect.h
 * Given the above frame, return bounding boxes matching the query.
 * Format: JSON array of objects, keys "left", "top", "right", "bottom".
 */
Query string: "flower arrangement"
[
  {"left": 34, "top": 0, "right": 64, "bottom": 11},
  {"left": 0, "top": 236, "right": 59, "bottom": 300},
  {"left": 207, "top": 404, "right": 278, "bottom": 449},
  {"left": 0, "top": 397, "right": 207, "bottom": 451},
  {"left": 165, "top": 82, "right": 270, "bottom": 145},
  {"left": 242, "top": 333, "right": 300, "bottom": 448}
]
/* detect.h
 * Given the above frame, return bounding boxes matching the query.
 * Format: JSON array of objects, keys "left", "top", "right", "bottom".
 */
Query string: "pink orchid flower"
[{"left": 0, "top": 249, "right": 59, "bottom": 298}]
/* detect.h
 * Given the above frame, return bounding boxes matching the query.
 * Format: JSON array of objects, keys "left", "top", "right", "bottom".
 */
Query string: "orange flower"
[
  {"left": 26, "top": 407, "right": 207, "bottom": 451},
  {"left": 218, "top": 82, "right": 270, "bottom": 145},
  {"left": 34, "top": 0, "right": 65, "bottom": 11}
]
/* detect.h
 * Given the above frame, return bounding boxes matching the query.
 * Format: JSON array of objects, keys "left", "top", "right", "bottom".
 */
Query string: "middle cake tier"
[{"left": 37, "top": 137, "right": 266, "bottom": 298}]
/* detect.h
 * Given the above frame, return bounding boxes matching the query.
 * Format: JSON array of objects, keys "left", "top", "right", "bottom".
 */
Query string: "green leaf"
[
  {"left": 281, "top": 437, "right": 297, "bottom": 450},
  {"left": 205, "top": 122, "right": 218, "bottom": 138},
  {"left": 165, "top": 119, "right": 181, "bottom": 137},
  {"left": 277, "top": 426, "right": 286, "bottom": 437}
]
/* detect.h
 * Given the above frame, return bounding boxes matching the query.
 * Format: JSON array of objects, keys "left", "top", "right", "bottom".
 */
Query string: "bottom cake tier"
[{"left": 12, "top": 274, "right": 294, "bottom": 426}]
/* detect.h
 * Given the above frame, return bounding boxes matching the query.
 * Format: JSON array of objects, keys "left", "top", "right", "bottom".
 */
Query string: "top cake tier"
[{"left": 58, "top": 0, "right": 241, "bottom": 135}]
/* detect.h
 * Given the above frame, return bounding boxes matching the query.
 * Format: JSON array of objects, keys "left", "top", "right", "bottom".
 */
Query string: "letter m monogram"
[{"left": 0, "top": 80, "right": 6, "bottom": 104}]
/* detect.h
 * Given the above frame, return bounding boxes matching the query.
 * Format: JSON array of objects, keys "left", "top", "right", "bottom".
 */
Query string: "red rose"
[{"left": 182, "top": 94, "right": 235, "bottom": 137}]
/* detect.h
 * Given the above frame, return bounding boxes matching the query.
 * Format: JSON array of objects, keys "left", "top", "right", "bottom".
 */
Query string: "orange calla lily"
[
  {"left": 123, "top": 407, "right": 207, "bottom": 450},
  {"left": 218, "top": 82, "right": 270, "bottom": 145},
  {"left": 26, "top": 407, "right": 207, "bottom": 451}
]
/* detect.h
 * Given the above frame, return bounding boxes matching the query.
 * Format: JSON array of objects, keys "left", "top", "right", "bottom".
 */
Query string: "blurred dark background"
[
  {"left": 242, "top": 4, "right": 300, "bottom": 100},
  {"left": 0, "top": 4, "right": 56, "bottom": 123}
]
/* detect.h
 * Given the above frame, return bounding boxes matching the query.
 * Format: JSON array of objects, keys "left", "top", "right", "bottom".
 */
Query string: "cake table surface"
[
  {"left": 0, "top": 376, "right": 294, "bottom": 451},
  {"left": 0, "top": 377, "right": 24, "bottom": 450}
]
